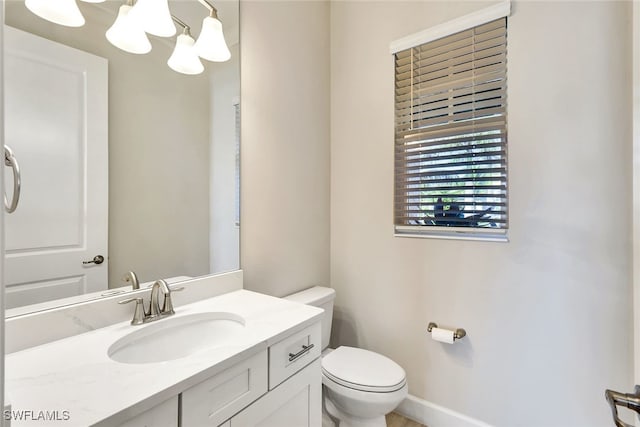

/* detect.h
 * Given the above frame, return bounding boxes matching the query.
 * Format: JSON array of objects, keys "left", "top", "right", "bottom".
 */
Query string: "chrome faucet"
[
  {"left": 119, "top": 279, "right": 183, "bottom": 325},
  {"left": 149, "top": 279, "right": 174, "bottom": 318},
  {"left": 122, "top": 271, "right": 140, "bottom": 290}
]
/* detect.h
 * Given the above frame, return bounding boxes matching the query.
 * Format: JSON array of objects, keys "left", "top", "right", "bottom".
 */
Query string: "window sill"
[{"left": 394, "top": 229, "right": 509, "bottom": 243}]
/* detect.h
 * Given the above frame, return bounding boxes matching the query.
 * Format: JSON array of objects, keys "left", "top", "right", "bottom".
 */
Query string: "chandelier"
[{"left": 24, "top": 0, "right": 231, "bottom": 75}]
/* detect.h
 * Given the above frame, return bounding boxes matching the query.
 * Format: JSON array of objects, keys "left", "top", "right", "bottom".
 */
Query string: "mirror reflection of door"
[
  {"left": 4, "top": 26, "right": 108, "bottom": 309},
  {"left": 2, "top": 0, "right": 240, "bottom": 314}
]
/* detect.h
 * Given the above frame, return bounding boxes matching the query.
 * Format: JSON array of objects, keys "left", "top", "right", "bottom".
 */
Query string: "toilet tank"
[{"left": 284, "top": 286, "right": 335, "bottom": 351}]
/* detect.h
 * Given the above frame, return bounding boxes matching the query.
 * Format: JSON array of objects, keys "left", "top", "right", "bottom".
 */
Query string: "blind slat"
[
  {"left": 395, "top": 167, "right": 507, "bottom": 180},
  {"left": 410, "top": 39, "right": 506, "bottom": 83},
  {"left": 397, "top": 117, "right": 506, "bottom": 142},
  {"left": 399, "top": 138, "right": 507, "bottom": 156},
  {"left": 396, "top": 79, "right": 506, "bottom": 108},
  {"left": 397, "top": 201, "right": 507, "bottom": 209},
  {"left": 395, "top": 216, "right": 508, "bottom": 225},
  {"left": 396, "top": 80, "right": 505, "bottom": 115},
  {"left": 412, "top": 31, "right": 506, "bottom": 67},
  {"left": 400, "top": 141, "right": 504, "bottom": 157},
  {"left": 400, "top": 155, "right": 506, "bottom": 171},
  {"left": 395, "top": 66, "right": 506, "bottom": 97},
  {"left": 397, "top": 99, "right": 506, "bottom": 128},
  {"left": 396, "top": 45, "right": 506, "bottom": 83},
  {"left": 397, "top": 176, "right": 505, "bottom": 186}
]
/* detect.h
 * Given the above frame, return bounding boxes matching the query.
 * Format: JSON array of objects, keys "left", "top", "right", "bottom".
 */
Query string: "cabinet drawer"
[
  {"left": 181, "top": 350, "right": 268, "bottom": 427},
  {"left": 268, "top": 322, "right": 321, "bottom": 389}
]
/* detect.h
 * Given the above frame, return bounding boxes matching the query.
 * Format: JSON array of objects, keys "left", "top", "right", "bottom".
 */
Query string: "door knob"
[
  {"left": 83, "top": 255, "right": 105, "bottom": 265},
  {"left": 605, "top": 385, "right": 640, "bottom": 427}
]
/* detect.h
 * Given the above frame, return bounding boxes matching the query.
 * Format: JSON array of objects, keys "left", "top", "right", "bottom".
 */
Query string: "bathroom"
[{"left": 0, "top": 0, "right": 638, "bottom": 426}]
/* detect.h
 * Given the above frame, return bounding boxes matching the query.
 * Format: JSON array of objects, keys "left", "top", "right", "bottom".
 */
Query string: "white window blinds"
[
  {"left": 234, "top": 101, "right": 241, "bottom": 226},
  {"left": 394, "top": 17, "right": 508, "bottom": 236}
]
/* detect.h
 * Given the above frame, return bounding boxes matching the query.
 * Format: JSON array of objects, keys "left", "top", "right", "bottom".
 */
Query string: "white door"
[{"left": 3, "top": 26, "right": 108, "bottom": 309}]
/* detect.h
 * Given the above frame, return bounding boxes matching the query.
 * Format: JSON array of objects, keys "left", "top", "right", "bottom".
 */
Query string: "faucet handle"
[
  {"left": 119, "top": 297, "right": 146, "bottom": 325},
  {"left": 161, "top": 286, "right": 184, "bottom": 315}
]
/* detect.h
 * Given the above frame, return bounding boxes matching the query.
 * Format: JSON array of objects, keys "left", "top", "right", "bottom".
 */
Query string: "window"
[
  {"left": 393, "top": 17, "right": 508, "bottom": 240},
  {"left": 234, "top": 100, "right": 241, "bottom": 226}
]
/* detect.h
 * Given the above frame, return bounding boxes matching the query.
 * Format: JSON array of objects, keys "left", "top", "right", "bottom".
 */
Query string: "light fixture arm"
[
  {"left": 197, "top": 0, "right": 219, "bottom": 19},
  {"left": 171, "top": 15, "right": 192, "bottom": 36}
]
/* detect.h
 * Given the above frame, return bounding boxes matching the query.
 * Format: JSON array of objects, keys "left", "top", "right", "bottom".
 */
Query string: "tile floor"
[{"left": 385, "top": 412, "right": 427, "bottom": 427}]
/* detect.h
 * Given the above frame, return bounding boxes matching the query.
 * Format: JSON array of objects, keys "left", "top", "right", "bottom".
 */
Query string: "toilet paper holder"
[{"left": 427, "top": 322, "right": 466, "bottom": 341}]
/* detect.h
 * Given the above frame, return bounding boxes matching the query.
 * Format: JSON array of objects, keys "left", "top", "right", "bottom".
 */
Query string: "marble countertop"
[{"left": 5, "top": 290, "right": 323, "bottom": 427}]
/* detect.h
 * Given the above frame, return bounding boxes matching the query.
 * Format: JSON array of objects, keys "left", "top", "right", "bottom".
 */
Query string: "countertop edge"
[{"left": 91, "top": 341, "right": 269, "bottom": 427}]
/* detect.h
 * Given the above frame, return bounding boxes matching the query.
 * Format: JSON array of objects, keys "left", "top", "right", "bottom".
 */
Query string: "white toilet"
[{"left": 285, "top": 286, "right": 408, "bottom": 427}]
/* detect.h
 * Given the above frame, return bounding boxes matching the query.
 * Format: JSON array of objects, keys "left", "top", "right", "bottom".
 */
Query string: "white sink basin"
[{"left": 108, "top": 312, "right": 246, "bottom": 364}]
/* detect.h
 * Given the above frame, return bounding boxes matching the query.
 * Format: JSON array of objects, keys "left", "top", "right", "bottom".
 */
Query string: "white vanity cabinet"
[
  {"left": 117, "top": 397, "right": 178, "bottom": 427},
  {"left": 5, "top": 288, "right": 325, "bottom": 427},
  {"left": 182, "top": 322, "right": 322, "bottom": 427},
  {"left": 229, "top": 359, "right": 321, "bottom": 427},
  {"left": 181, "top": 351, "right": 269, "bottom": 426}
]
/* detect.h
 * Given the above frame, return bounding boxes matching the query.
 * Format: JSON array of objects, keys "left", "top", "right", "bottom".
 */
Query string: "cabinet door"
[
  {"left": 181, "top": 350, "right": 268, "bottom": 427},
  {"left": 117, "top": 397, "right": 178, "bottom": 427},
  {"left": 230, "top": 358, "right": 321, "bottom": 427}
]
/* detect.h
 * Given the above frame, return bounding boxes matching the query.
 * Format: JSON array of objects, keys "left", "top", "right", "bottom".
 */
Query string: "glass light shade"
[
  {"left": 106, "top": 5, "right": 152, "bottom": 55},
  {"left": 25, "top": 0, "right": 85, "bottom": 27},
  {"left": 168, "top": 34, "right": 204, "bottom": 75},
  {"left": 128, "top": 0, "right": 176, "bottom": 38},
  {"left": 194, "top": 16, "right": 231, "bottom": 62}
]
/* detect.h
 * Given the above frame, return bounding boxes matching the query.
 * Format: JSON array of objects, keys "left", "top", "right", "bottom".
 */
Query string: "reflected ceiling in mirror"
[{"left": 4, "top": 0, "right": 240, "bottom": 316}]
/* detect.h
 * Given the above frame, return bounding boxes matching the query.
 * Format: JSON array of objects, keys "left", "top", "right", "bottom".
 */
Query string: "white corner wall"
[
  {"left": 240, "top": 1, "right": 330, "bottom": 296},
  {"left": 330, "top": 1, "right": 633, "bottom": 426}
]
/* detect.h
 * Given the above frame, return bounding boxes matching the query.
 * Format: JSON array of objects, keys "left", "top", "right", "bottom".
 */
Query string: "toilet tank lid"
[{"left": 284, "top": 286, "right": 336, "bottom": 306}]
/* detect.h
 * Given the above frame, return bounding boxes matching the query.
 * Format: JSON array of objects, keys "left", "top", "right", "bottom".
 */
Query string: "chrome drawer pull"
[{"left": 288, "top": 344, "right": 314, "bottom": 362}]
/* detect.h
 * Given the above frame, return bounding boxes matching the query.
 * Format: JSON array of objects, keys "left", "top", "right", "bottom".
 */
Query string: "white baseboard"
[{"left": 396, "top": 394, "right": 493, "bottom": 427}]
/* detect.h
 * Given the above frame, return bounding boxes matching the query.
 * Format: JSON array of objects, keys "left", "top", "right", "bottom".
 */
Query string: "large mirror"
[{"left": 3, "top": 0, "right": 240, "bottom": 315}]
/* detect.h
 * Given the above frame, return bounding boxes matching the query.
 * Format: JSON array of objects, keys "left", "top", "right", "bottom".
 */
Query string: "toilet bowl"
[
  {"left": 284, "top": 287, "right": 408, "bottom": 427},
  {"left": 322, "top": 346, "right": 408, "bottom": 427}
]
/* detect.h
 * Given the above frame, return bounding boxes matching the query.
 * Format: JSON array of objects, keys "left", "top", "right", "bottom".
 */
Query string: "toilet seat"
[{"left": 321, "top": 346, "right": 407, "bottom": 393}]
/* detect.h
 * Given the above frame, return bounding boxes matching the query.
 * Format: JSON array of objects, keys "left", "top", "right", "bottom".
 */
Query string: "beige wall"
[
  {"left": 240, "top": 1, "right": 331, "bottom": 296},
  {"left": 330, "top": 1, "right": 633, "bottom": 426},
  {"left": 5, "top": 3, "right": 212, "bottom": 286}
]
